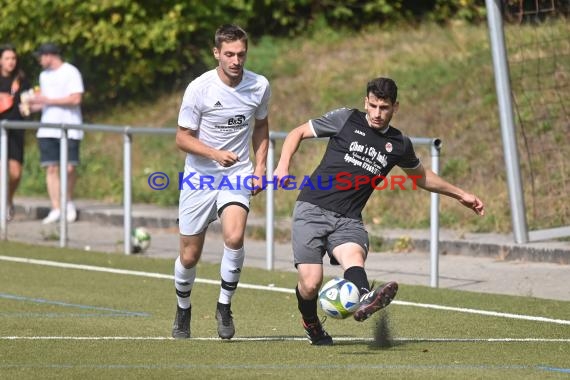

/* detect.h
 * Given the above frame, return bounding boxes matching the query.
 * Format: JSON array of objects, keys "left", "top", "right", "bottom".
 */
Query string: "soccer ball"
[
  {"left": 131, "top": 227, "right": 151, "bottom": 254},
  {"left": 318, "top": 277, "right": 361, "bottom": 319}
]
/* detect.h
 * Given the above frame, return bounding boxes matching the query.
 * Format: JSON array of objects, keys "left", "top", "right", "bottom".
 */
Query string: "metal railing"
[
  {"left": 0, "top": 120, "right": 175, "bottom": 255},
  {"left": 1, "top": 120, "right": 442, "bottom": 287},
  {"left": 265, "top": 133, "right": 442, "bottom": 286}
]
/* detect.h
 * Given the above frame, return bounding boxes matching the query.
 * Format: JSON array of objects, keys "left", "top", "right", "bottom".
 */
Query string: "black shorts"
[
  {"left": 38, "top": 138, "right": 81, "bottom": 167},
  {"left": 2, "top": 129, "right": 25, "bottom": 164}
]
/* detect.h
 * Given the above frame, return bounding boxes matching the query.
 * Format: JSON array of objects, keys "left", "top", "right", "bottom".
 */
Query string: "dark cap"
[{"left": 34, "top": 42, "right": 61, "bottom": 57}]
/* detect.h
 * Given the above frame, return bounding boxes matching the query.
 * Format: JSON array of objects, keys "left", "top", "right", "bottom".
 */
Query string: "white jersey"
[
  {"left": 178, "top": 68, "right": 270, "bottom": 181},
  {"left": 37, "top": 62, "right": 84, "bottom": 140}
]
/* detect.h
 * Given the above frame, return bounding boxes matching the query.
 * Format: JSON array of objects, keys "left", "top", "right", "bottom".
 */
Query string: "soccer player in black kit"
[{"left": 274, "top": 77, "right": 485, "bottom": 345}]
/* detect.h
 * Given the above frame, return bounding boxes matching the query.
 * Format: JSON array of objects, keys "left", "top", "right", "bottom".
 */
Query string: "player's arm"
[
  {"left": 30, "top": 92, "right": 82, "bottom": 107},
  {"left": 175, "top": 126, "right": 238, "bottom": 167},
  {"left": 251, "top": 116, "right": 269, "bottom": 195},
  {"left": 402, "top": 163, "right": 485, "bottom": 216},
  {"left": 273, "top": 122, "right": 315, "bottom": 187}
]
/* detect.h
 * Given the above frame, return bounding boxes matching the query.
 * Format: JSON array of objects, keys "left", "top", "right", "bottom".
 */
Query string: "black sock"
[
  {"left": 296, "top": 285, "right": 318, "bottom": 323},
  {"left": 344, "top": 266, "right": 370, "bottom": 295}
]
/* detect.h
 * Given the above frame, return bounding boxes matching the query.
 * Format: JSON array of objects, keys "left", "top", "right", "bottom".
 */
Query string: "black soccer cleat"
[
  {"left": 216, "top": 302, "right": 235, "bottom": 340},
  {"left": 302, "top": 318, "right": 333, "bottom": 346},
  {"left": 353, "top": 281, "right": 398, "bottom": 322},
  {"left": 172, "top": 305, "right": 191, "bottom": 339}
]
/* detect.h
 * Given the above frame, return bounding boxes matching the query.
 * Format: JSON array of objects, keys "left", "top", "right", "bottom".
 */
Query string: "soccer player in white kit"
[{"left": 172, "top": 24, "right": 271, "bottom": 340}]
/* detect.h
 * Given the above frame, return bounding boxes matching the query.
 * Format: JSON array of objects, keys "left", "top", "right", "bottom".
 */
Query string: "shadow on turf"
[{"left": 328, "top": 311, "right": 407, "bottom": 350}]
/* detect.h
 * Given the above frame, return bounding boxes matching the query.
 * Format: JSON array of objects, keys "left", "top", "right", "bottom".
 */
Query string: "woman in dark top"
[{"left": 0, "top": 44, "right": 31, "bottom": 220}]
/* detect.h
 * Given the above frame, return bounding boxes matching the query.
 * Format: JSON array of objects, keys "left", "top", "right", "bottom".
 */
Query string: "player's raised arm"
[{"left": 403, "top": 164, "right": 485, "bottom": 216}]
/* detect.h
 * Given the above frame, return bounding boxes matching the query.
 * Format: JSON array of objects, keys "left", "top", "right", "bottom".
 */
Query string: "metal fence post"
[
  {"left": 265, "top": 137, "right": 275, "bottom": 270},
  {"left": 124, "top": 129, "right": 133, "bottom": 254},
  {"left": 430, "top": 138, "right": 442, "bottom": 288},
  {"left": 59, "top": 127, "right": 68, "bottom": 248},
  {"left": 486, "top": 0, "right": 528, "bottom": 243}
]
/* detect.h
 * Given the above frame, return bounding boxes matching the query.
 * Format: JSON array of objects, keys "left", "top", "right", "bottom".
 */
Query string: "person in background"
[
  {"left": 0, "top": 44, "right": 31, "bottom": 221},
  {"left": 28, "top": 42, "right": 84, "bottom": 224}
]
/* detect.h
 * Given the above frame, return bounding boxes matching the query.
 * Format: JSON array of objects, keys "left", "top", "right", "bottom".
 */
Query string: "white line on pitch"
[
  {"left": 394, "top": 300, "right": 570, "bottom": 325},
  {"left": 1, "top": 255, "right": 570, "bottom": 326},
  {"left": 1, "top": 336, "right": 570, "bottom": 343}
]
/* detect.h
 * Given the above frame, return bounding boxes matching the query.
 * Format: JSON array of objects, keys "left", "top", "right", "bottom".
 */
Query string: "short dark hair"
[
  {"left": 214, "top": 24, "right": 248, "bottom": 50},
  {"left": 34, "top": 42, "right": 61, "bottom": 57},
  {"left": 366, "top": 77, "right": 398, "bottom": 104}
]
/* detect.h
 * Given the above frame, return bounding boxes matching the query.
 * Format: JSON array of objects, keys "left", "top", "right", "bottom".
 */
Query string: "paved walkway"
[{"left": 2, "top": 197, "right": 569, "bottom": 302}]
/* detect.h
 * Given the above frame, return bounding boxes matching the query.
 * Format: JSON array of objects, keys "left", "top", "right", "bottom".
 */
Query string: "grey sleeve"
[{"left": 309, "top": 108, "right": 353, "bottom": 137}]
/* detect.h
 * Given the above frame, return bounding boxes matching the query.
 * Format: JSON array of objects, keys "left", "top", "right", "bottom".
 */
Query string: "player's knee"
[
  {"left": 179, "top": 251, "right": 200, "bottom": 268},
  {"left": 299, "top": 279, "right": 320, "bottom": 299},
  {"left": 9, "top": 169, "right": 22, "bottom": 183},
  {"left": 46, "top": 165, "right": 59, "bottom": 175},
  {"left": 223, "top": 234, "right": 244, "bottom": 250}
]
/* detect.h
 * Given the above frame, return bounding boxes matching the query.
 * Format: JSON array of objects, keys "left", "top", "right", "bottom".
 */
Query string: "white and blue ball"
[{"left": 318, "top": 277, "right": 361, "bottom": 319}]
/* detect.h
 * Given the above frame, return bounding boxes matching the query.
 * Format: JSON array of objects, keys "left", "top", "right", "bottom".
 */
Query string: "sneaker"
[
  {"left": 215, "top": 302, "right": 235, "bottom": 339},
  {"left": 66, "top": 202, "right": 77, "bottom": 223},
  {"left": 172, "top": 305, "right": 191, "bottom": 339},
  {"left": 42, "top": 209, "right": 61, "bottom": 224},
  {"left": 353, "top": 281, "right": 398, "bottom": 322},
  {"left": 302, "top": 318, "right": 333, "bottom": 346}
]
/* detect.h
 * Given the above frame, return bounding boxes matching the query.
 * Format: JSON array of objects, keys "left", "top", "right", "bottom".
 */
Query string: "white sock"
[
  {"left": 218, "top": 245, "right": 245, "bottom": 304},
  {"left": 174, "top": 256, "right": 196, "bottom": 309}
]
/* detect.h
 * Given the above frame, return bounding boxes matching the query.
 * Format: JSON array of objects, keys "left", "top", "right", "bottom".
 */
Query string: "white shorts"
[{"left": 178, "top": 187, "right": 251, "bottom": 235}]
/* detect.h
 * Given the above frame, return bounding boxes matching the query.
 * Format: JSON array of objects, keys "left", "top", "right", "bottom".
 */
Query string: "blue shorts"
[{"left": 38, "top": 138, "right": 80, "bottom": 167}]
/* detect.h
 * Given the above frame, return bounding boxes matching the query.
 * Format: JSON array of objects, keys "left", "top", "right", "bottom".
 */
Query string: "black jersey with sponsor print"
[{"left": 297, "top": 108, "right": 420, "bottom": 219}]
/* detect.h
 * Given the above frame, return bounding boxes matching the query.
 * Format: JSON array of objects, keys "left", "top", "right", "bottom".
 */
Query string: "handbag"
[{"left": 0, "top": 78, "right": 20, "bottom": 114}]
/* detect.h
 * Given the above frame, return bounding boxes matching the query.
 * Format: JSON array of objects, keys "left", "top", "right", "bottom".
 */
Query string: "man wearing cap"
[{"left": 29, "top": 42, "right": 84, "bottom": 224}]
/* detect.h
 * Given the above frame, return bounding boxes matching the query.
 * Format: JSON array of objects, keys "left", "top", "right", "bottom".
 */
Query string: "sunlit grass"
[{"left": 0, "top": 241, "right": 569, "bottom": 379}]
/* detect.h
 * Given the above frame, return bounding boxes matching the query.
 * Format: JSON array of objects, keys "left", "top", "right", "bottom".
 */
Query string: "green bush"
[{"left": 0, "top": 0, "right": 488, "bottom": 110}]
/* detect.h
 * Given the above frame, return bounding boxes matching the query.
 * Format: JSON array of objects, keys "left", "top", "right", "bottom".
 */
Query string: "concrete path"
[{"left": 2, "top": 197, "right": 569, "bottom": 302}]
